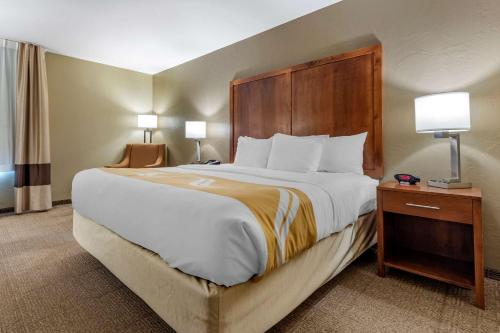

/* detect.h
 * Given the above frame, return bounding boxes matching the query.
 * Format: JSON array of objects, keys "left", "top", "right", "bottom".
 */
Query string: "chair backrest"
[{"left": 129, "top": 144, "right": 166, "bottom": 168}]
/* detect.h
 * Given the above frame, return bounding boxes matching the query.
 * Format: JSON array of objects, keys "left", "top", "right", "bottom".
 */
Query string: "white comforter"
[{"left": 72, "top": 164, "right": 377, "bottom": 286}]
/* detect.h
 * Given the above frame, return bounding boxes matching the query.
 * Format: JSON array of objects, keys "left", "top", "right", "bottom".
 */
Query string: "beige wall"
[
  {"left": 153, "top": 0, "right": 500, "bottom": 269},
  {"left": 0, "top": 53, "right": 153, "bottom": 209},
  {"left": 47, "top": 53, "right": 153, "bottom": 202}
]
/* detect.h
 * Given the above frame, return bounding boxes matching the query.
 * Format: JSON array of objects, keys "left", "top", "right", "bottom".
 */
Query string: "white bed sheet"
[{"left": 72, "top": 164, "right": 377, "bottom": 286}]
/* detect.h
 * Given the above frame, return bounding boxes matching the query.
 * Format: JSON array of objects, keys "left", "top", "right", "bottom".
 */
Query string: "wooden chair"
[{"left": 106, "top": 144, "right": 166, "bottom": 168}]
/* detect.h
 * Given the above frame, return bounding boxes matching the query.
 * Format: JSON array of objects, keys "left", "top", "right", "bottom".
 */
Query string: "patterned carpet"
[{"left": 1, "top": 206, "right": 499, "bottom": 333}]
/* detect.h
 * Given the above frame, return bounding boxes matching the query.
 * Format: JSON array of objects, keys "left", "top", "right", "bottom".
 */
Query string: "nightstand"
[{"left": 376, "top": 181, "right": 484, "bottom": 309}]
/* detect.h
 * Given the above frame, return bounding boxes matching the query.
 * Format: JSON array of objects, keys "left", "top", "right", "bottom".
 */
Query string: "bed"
[{"left": 72, "top": 44, "right": 383, "bottom": 332}]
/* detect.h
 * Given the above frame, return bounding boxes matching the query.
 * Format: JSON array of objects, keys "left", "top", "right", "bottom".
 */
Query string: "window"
[{"left": 0, "top": 39, "right": 17, "bottom": 172}]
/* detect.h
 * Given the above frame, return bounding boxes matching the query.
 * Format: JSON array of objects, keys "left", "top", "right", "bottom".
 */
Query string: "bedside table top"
[{"left": 378, "top": 181, "right": 482, "bottom": 199}]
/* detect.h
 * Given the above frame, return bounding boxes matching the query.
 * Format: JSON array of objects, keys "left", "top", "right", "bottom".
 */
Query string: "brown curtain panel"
[{"left": 14, "top": 43, "right": 52, "bottom": 214}]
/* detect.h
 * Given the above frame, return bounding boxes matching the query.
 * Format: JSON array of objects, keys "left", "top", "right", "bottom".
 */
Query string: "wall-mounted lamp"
[
  {"left": 138, "top": 114, "right": 158, "bottom": 143},
  {"left": 185, "top": 121, "right": 206, "bottom": 163},
  {"left": 415, "top": 92, "right": 471, "bottom": 188}
]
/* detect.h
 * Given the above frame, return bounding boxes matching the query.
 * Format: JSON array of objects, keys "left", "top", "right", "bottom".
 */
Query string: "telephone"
[
  {"left": 203, "top": 160, "right": 221, "bottom": 165},
  {"left": 394, "top": 174, "right": 420, "bottom": 185}
]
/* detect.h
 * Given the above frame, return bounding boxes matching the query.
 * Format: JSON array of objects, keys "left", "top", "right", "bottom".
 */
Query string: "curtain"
[
  {"left": 14, "top": 43, "right": 52, "bottom": 214},
  {"left": 0, "top": 39, "right": 17, "bottom": 172}
]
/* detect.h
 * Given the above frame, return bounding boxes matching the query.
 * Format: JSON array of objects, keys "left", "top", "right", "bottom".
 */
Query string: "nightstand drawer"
[{"left": 382, "top": 191, "right": 473, "bottom": 224}]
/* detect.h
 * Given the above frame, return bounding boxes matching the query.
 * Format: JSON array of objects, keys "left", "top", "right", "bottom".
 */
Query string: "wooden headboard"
[{"left": 229, "top": 44, "right": 383, "bottom": 178}]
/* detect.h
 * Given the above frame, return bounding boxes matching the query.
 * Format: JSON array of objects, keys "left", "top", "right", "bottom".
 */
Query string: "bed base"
[{"left": 73, "top": 211, "right": 376, "bottom": 333}]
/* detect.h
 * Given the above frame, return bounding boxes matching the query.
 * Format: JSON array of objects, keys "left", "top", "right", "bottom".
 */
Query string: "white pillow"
[
  {"left": 274, "top": 133, "right": 329, "bottom": 143},
  {"left": 234, "top": 136, "right": 272, "bottom": 168},
  {"left": 266, "top": 133, "right": 324, "bottom": 172},
  {"left": 318, "top": 132, "right": 367, "bottom": 174}
]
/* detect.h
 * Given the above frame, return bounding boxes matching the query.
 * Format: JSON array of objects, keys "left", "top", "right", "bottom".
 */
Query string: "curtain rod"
[{"left": 0, "top": 36, "right": 48, "bottom": 49}]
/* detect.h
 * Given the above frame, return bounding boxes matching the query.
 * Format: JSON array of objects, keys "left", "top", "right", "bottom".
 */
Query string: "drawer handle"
[{"left": 405, "top": 203, "right": 441, "bottom": 210}]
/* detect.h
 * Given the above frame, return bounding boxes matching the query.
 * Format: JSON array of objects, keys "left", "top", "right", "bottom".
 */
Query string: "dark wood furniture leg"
[
  {"left": 473, "top": 199, "right": 485, "bottom": 309},
  {"left": 376, "top": 189, "right": 385, "bottom": 277}
]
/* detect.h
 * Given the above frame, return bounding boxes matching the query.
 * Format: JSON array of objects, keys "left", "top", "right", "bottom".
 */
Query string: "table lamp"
[
  {"left": 138, "top": 114, "right": 158, "bottom": 143},
  {"left": 185, "top": 121, "right": 206, "bottom": 163},
  {"left": 415, "top": 92, "right": 471, "bottom": 189}
]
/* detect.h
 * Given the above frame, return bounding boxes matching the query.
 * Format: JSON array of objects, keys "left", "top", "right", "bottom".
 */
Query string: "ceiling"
[{"left": 0, "top": 0, "right": 342, "bottom": 74}]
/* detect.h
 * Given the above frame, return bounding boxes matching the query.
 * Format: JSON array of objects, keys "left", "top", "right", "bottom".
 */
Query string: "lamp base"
[
  {"left": 427, "top": 179, "right": 472, "bottom": 189},
  {"left": 143, "top": 129, "right": 153, "bottom": 143},
  {"left": 195, "top": 140, "right": 201, "bottom": 163}
]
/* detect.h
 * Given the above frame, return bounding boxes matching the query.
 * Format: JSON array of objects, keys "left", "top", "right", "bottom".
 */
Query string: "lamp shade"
[
  {"left": 185, "top": 121, "right": 206, "bottom": 139},
  {"left": 415, "top": 92, "right": 470, "bottom": 133},
  {"left": 137, "top": 114, "right": 158, "bottom": 129}
]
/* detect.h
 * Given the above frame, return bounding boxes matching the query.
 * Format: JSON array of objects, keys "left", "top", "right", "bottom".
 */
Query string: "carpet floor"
[{"left": 1, "top": 206, "right": 499, "bottom": 333}]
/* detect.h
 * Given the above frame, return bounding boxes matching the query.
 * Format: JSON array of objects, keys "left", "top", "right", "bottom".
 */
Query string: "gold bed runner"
[{"left": 102, "top": 168, "right": 317, "bottom": 274}]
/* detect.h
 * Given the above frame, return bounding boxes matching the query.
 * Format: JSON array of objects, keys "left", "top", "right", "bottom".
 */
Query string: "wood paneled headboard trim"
[{"left": 230, "top": 44, "right": 383, "bottom": 178}]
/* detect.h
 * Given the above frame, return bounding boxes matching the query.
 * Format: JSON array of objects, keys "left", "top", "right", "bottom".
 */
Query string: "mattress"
[
  {"left": 72, "top": 164, "right": 378, "bottom": 286},
  {"left": 73, "top": 209, "right": 376, "bottom": 333}
]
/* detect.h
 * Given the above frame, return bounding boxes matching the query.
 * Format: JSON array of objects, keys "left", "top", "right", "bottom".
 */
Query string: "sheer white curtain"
[{"left": 0, "top": 39, "right": 18, "bottom": 172}]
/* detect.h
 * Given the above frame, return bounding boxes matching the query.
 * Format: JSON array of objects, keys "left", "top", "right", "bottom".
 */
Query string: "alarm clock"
[{"left": 394, "top": 174, "right": 420, "bottom": 185}]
